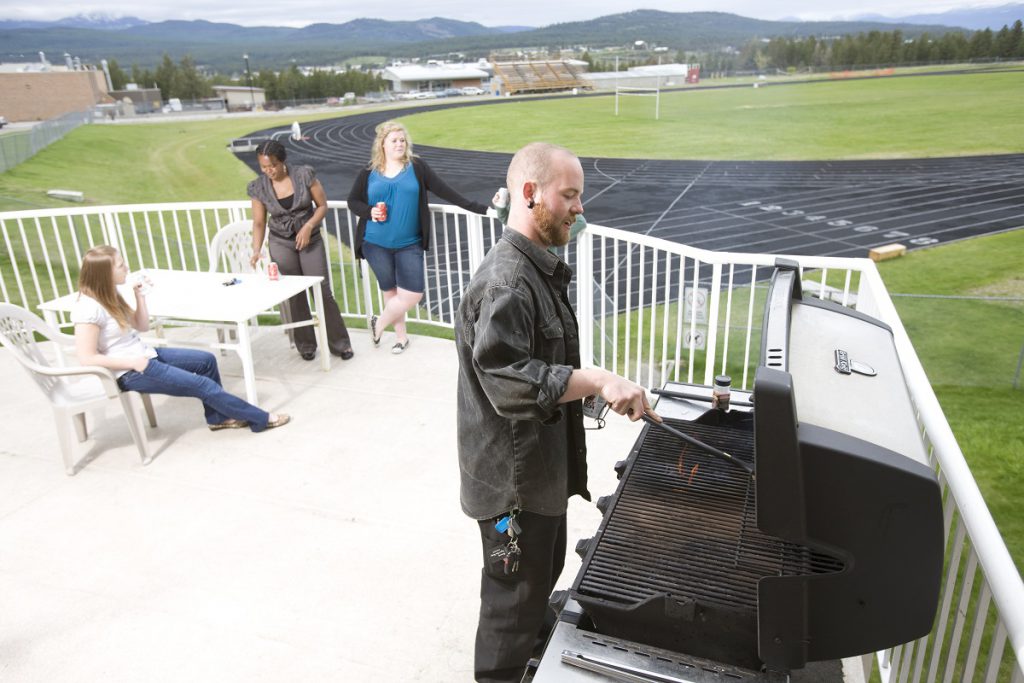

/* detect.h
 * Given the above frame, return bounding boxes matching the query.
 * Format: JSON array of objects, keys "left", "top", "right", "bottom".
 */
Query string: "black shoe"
[
  {"left": 299, "top": 350, "right": 316, "bottom": 361},
  {"left": 332, "top": 346, "right": 354, "bottom": 360}
]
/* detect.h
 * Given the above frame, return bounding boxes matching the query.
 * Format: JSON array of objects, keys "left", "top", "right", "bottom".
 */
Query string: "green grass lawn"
[{"left": 403, "top": 70, "right": 1024, "bottom": 160}]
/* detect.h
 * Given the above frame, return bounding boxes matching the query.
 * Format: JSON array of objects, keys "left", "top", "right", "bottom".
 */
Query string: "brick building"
[{"left": 0, "top": 70, "right": 110, "bottom": 122}]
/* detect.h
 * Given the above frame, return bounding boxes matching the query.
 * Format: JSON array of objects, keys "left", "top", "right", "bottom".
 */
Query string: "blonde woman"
[
  {"left": 347, "top": 120, "right": 488, "bottom": 354},
  {"left": 72, "top": 245, "right": 290, "bottom": 433}
]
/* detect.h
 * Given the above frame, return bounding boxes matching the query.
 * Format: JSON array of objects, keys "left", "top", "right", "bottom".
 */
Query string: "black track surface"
[{"left": 238, "top": 99, "right": 1024, "bottom": 258}]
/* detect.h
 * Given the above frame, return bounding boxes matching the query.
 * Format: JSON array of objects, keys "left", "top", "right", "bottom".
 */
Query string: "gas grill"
[{"left": 532, "top": 260, "right": 944, "bottom": 682}]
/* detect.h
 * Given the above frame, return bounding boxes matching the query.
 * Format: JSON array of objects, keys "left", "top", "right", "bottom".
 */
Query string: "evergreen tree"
[
  {"left": 131, "top": 64, "right": 156, "bottom": 89},
  {"left": 1012, "top": 20, "right": 1024, "bottom": 58},
  {"left": 154, "top": 54, "right": 181, "bottom": 100},
  {"left": 107, "top": 59, "right": 128, "bottom": 90},
  {"left": 177, "top": 55, "right": 211, "bottom": 100},
  {"left": 968, "top": 28, "right": 994, "bottom": 59}
]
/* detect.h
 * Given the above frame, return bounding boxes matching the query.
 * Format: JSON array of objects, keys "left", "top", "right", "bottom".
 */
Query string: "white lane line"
[{"left": 644, "top": 161, "right": 714, "bottom": 235}]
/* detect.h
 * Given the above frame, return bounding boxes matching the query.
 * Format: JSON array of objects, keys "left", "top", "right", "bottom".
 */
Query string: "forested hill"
[
  {"left": 406, "top": 10, "right": 959, "bottom": 56},
  {"left": 0, "top": 9, "right": 976, "bottom": 71}
]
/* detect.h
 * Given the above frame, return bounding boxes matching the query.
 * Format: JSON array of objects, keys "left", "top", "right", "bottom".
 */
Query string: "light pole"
[{"left": 242, "top": 53, "right": 256, "bottom": 110}]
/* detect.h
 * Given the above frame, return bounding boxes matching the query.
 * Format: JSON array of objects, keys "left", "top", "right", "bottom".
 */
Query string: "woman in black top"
[
  {"left": 247, "top": 140, "right": 353, "bottom": 361},
  {"left": 347, "top": 120, "right": 488, "bottom": 354}
]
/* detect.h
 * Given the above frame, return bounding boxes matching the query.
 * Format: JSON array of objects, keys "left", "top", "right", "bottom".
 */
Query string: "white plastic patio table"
[{"left": 39, "top": 269, "right": 330, "bottom": 407}]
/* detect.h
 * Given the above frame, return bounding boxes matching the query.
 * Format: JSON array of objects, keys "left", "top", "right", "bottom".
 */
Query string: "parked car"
[
  {"left": 0, "top": 115, "right": 8, "bottom": 128},
  {"left": 413, "top": 91, "right": 436, "bottom": 100},
  {"left": 459, "top": 87, "right": 485, "bottom": 96},
  {"left": 161, "top": 98, "right": 183, "bottom": 113},
  {"left": 443, "top": 88, "right": 462, "bottom": 98}
]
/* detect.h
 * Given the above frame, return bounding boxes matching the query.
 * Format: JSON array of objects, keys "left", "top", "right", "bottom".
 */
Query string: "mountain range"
[
  {"left": 849, "top": 2, "right": 1024, "bottom": 30},
  {"left": 1, "top": 7, "right": 1021, "bottom": 72}
]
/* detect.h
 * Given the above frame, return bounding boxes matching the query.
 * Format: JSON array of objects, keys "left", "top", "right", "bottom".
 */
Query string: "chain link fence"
[{"left": 0, "top": 110, "right": 92, "bottom": 174}]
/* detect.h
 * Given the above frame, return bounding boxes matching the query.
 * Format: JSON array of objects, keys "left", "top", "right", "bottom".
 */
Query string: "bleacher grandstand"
[{"left": 490, "top": 60, "right": 592, "bottom": 96}]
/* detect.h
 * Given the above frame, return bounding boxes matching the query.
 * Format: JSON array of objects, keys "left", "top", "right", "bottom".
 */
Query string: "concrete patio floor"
[{"left": 0, "top": 325, "right": 643, "bottom": 682}]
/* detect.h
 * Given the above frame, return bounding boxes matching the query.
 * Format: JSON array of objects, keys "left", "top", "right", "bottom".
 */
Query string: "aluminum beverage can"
[
  {"left": 494, "top": 187, "right": 509, "bottom": 209},
  {"left": 268, "top": 262, "right": 279, "bottom": 280},
  {"left": 376, "top": 201, "right": 387, "bottom": 222}
]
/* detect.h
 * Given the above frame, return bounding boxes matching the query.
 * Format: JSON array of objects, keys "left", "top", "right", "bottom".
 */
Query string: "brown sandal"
[
  {"left": 209, "top": 419, "right": 249, "bottom": 431},
  {"left": 265, "top": 414, "right": 291, "bottom": 430}
]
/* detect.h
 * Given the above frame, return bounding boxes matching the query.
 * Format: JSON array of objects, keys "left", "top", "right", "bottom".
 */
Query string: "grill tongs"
[{"left": 640, "top": 413, "right": 755, "bottom": 477}]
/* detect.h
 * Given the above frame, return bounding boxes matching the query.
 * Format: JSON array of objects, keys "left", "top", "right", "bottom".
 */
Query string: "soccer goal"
[{"left": 615, "top": 86, "right": 661, "bottom": 120}]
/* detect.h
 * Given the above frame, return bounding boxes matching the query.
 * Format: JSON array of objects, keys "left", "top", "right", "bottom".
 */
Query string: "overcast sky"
[{"left": 2, "top": 1, "right": 1013, "bottom": 28}]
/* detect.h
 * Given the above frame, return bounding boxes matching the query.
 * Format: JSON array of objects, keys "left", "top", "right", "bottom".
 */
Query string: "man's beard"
[{"left": 535, "top": 201, "right": 572, "bottom": 248}]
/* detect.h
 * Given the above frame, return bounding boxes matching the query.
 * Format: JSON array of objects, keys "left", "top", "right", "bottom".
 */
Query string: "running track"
[{"left": 238, "top": 98, "right": 1024, "bottom": 260}]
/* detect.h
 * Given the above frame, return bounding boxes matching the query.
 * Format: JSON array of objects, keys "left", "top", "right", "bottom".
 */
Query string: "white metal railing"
[
  {"left": 0, "top": 200, "right": 502, "bottom": 331},
  {"left": 1, "top": 201, "right": 1021, "bottom": 681}
]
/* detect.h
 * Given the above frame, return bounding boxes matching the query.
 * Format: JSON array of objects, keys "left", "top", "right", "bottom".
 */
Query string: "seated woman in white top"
[{"left": 72, "top": 245, "right": 290, "bottom": 432}]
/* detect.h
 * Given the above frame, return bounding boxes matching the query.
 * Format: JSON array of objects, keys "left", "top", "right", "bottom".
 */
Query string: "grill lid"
[{"left": 753, "top": 261, "right": 944, "bottom": 668}]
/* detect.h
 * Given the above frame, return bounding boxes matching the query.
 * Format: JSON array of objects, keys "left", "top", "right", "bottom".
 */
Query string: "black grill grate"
[{"left": 575, "top": 419, "right": 844, "bottom": 612}]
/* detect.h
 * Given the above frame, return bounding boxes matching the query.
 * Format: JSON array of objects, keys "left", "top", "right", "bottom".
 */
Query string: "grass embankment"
[
  {"left": 0, "top": 113, "right": 348, "bottom": 212},
  {"left": 404, "top": 70, "right": 1024, "bottom": 160}
]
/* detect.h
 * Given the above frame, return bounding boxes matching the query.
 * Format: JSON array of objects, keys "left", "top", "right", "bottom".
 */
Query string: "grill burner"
[{"left": 572, "top": 417, "right": 844, "bottom": 669}]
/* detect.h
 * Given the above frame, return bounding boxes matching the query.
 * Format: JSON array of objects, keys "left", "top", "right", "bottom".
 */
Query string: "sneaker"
[{"left": 391, "top": 338, "right": 410, "bottom": 355}]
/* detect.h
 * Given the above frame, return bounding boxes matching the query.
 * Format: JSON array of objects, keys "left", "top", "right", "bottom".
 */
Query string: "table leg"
[
  {"left": 310, "top": 282, "right": 331, "bottom": 372},
  {"left": 234, "top": 321, "right": 259, "bottom": 406}
]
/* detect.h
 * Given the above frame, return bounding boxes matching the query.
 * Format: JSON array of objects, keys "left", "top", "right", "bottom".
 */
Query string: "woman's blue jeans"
[{"left": 117, "top": 347, "right": 270, "bottom": 431}]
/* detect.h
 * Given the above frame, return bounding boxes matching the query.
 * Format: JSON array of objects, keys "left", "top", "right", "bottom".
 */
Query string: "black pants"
[
  {"left": 474, "top": 511, "right": 566, "bottom": 683},
  {"left": 268, "top": 231, "right": 351, "bottom": 355}
]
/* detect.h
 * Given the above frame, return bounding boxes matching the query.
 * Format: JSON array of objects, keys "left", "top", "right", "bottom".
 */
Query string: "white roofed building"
[
  {"left": 212, "top": 84, "right": 267, "bottom": 111},
  {"left": 585, "top": 63, "right": 695, "bottom": 90},
  {"left": 382, "top": 62, "right": 489, "bottom": 94}
]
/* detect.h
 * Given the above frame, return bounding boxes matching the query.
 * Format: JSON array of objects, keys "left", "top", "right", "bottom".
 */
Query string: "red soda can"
[
  {"left": 268, "top": 262, "right": 280, "bottom": 280},
  {"left": 376, "top": 201, "right": 388, "bottom": 222}
]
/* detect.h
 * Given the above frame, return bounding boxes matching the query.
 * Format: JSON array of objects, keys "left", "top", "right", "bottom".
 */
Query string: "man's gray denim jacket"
[{"left": 455, "top": 228, "right": 589, "bottom": 520}]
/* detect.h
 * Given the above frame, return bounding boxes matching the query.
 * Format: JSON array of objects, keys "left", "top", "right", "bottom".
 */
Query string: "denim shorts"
[{"left": 362, "top": 241, "right": 425, "bottom": 293}]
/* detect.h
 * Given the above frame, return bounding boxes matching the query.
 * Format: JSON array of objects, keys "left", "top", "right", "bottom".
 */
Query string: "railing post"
[
  {"left": 703, "top": 262, "right": 723, "bottom": 385},
  {"left": 576, "top": 228, "right": 594, "bottom": 368},
  {"left": 100, "top": 211, "right": 119, "bottom": 251},
  {"left": 853, "top": 259, "right": 884, "bottom": 317},
  {"left": 360, "top": 259, "right": 374, "bottom": 320},
  {"left": 466, "top": 213, "right": 486, "bottom": 275}
]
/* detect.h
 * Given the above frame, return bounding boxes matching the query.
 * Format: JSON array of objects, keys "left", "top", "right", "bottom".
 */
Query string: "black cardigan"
[{"left": 347, "top": 157, "right": 489, "bottom": 259}]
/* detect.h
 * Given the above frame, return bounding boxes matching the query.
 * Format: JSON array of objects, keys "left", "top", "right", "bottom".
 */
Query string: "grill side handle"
[
  {"left": 753, "top": 366, "right": 804, "bottom": 540},
  {"left": 760, "top": 259, "right": 802, "bottom": 372}
]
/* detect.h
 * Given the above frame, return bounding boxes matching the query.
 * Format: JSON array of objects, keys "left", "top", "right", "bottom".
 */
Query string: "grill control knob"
[
  {"left": 575, "top": 537, "right": 594, "bottom": 558},
  {"left": 596, "top": 495, "right": 614, "bottom": 514},
  {"left": 548, "top": 590, "right": 569, "bottom": 613},
  {"left": 613, "top": 459, "right": 628, "bottom": 479}
]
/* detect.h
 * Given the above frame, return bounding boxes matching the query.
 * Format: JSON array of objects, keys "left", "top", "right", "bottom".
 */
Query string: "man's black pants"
[{"left": 474, "top": 511, "right": 567, "bottom": 683}]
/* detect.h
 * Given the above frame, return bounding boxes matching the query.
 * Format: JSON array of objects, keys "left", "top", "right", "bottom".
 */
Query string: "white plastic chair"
[
  {"left": 207, "top": 220, "right": 294, "bottom": 346},
  {"left": 208, "top": 220, "right": 267, "bottom": 275},
  {"left": 0, "top": 303, "right": 158, "bottom": 475}
]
